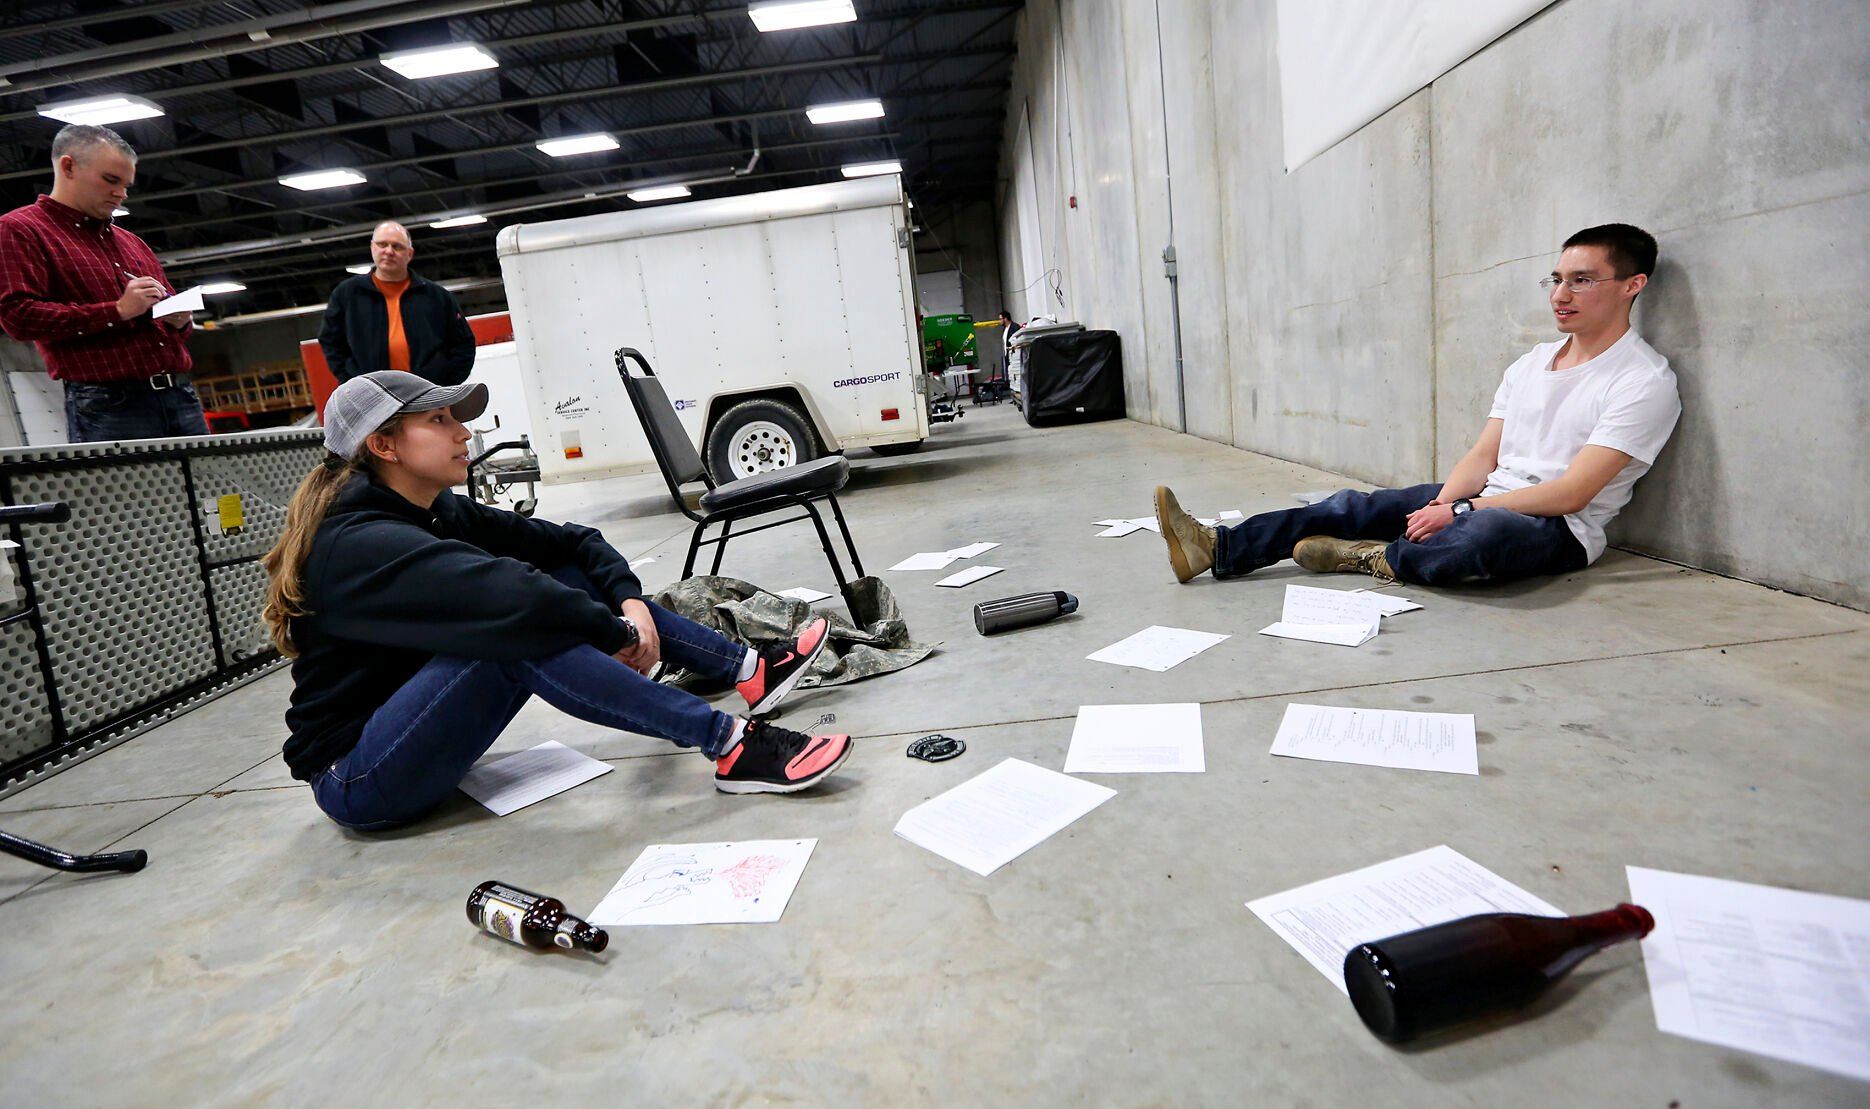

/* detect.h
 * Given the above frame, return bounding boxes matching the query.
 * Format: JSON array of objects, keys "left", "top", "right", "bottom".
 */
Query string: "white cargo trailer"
[{"left": 495, "top": 176, "right": 929, "bottom": 485}]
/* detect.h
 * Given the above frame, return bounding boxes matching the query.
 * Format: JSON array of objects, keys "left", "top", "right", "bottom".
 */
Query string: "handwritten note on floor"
[
  {"left": 1087, "top": 626, "right": 1230, "bottom": 672},
  {"left": 457, "top": 741, "right": 613, "bottom": 815},
  {"left": 1269, "top": 704, "right": 1478, "bottom": 775},
  {"left": 590, "top": 839, "right": 817, "bottom": 926}
]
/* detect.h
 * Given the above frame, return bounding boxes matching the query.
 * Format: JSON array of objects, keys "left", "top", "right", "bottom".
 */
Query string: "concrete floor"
[{"left": 2, "top": 403, "right": 1866, "bottom": 1105}]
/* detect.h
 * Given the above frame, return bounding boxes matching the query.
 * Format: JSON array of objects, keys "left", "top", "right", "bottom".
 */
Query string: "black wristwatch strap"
[{"left": 1452, "top": 498, "right": 1474, "bottom": 516}]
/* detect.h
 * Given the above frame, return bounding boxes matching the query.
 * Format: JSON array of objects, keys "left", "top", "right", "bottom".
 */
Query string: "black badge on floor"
[{"left": 907, "top": 734, "right": 965, "bottom": 762}]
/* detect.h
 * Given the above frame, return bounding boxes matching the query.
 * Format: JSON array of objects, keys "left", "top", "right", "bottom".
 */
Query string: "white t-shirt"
[{"left": 1482, "top": 328, "right": 1681, "bottom": 563}]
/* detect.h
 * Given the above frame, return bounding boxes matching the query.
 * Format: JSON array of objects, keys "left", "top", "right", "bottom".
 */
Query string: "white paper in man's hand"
[
  {"left": 1627, "top": 866, "right": 1870, "bottom": 1081},
  {"left": 1269, "top": 703, "right": 1478, "bottom": 775},
  {"left": 458, "top": 740, "right": 612, "bottom": 815},
  {"left": 151, "top": 285, "right": 204, "bottom": 317},
  {"left": 893, "top": 758, "right": 1115, "bottom": 876},
  {"left": 1065, "top": 703, "right": 1204, "bottom": 773},
  {"left": 1248, "top": 845, "right": 1562, "bottom": 991},
  {"left": 1087, "top": 626, "right": 1230, "bottom": 672}
]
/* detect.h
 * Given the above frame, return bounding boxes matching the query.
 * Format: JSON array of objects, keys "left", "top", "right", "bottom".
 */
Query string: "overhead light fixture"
[
  {"left": 346, "top": 263, "right": 372, "bottom": 274},
  {"left": 380, "top": 43, "right": 498, "bottom": 79},
  {"left": 111, "top": 207, "right": 130, "bottom": 217},
  {"left": 748, "top": 0, "right": 856, "bottom": 33},
  {"left": 37, "top": 94, "right": 165, "bottom": 126},
  {"left": 430, "top": 213, "right": 487, "bottom": 228},
  {"left": 537, "top": 133, "right": 620, "bottom": 157},
  {"left": 199, "top": 281, "right": 247, "bottom": 295},
  {"left": 840, "top": 160, "right": 901, "bottom": 178},
  {"left": 279, "top": 169, "right": 366, "bottom": 191},
  {"left": 806, "top": 99, "right": 884, "bottom": 125},
  {"left": 627, "top": 185, "right": 691, "bottom": 203}
]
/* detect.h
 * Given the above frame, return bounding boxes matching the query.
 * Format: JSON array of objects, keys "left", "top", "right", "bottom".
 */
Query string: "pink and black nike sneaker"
[
  {"left": 736, "top": 616, "right": 831, "bottom": 715},
  {"left": 714, "top": 719, "right": 853, "bottom": 794}
]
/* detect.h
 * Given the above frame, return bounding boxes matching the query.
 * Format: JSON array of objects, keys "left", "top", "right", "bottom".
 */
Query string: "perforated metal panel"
[
  {"left": 194, "top": 443, "right": 322, "bottom": 663},
  {"left": 11, "top": 461, "right": 217, "bottom": 733},
  {"left": 0, "top": 617, "right": 51, "bottom": 765}
]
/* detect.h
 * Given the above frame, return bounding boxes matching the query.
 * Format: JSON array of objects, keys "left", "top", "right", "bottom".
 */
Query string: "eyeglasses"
[{"left": 1540, "top": 273, "right": 1627, "bottom": 294}]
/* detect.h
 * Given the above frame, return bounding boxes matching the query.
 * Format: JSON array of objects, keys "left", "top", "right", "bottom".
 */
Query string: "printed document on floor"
[
  {"left": 1064, "top": 703, "right": 1205, "bottom": 773},
  {"left": 1626, "top": 866, "right": 1870, "bottom": 1081},
  {"left": 1259, "top": 584, "right": 1385, "bottom": 646},
  {"left": 457, "top": 740, "right": 612, "bottom": 816},
  {"left": 776, "top": 586, "right": 835, "bottom": 603},
  {"left": 1269, "top": 703, "right": 1478, "bottom": 775},
  {"left": 945, "top": 542, "right": 1000, "bottom": 559},
  {"left": 888, "top": 551, "right": 960, "bottom": 572},
  {"left": 893, "top": 758, "right": 1116, "bottom": 876},
  {"left": 1248, "top": 845, "right": 1563, "bottom": 991},
  {"left": 590, "top": 840, "right": 817, "bottom": 926},
  {"left": 936, "top": 565, "right": 1005, "bottom": 588},
  {"left": 1087, "top": 626, "right": 1230, "bottom": 672}
]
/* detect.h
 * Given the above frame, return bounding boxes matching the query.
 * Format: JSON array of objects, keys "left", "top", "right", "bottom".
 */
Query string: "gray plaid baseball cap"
[{"left": 322, "top": 371, "right": 489, "bottom": 459}]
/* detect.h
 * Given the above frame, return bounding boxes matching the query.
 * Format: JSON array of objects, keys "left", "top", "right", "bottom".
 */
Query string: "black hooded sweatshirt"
[{"left": 281, "top": 474, "right": 643, "bottom": 780}]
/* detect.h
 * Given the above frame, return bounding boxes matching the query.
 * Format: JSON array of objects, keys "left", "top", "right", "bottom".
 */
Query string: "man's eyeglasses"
[{"left": 1540, "top": 273, "right": 1627, "bottom": 294}]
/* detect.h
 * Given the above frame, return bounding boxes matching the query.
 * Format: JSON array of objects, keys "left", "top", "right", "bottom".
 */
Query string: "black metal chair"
[{"left": 614, "top": 347, "right": 866, "bottom": 611}]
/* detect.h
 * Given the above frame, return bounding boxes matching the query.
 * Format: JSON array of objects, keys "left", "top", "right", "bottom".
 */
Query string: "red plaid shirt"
[{"left": 0, "top": 195, "right": 193, "bottom": 383}]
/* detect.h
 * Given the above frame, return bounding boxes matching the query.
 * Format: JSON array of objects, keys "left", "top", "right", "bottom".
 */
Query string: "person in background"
[
  {"left": 0, "top": 123, "right": 204, "bottom": 442},
  {"left": 317, "top": 221, "right": 475, "bottom": 386},
  {"left": 1154, "top": 224, "right": 1680, "bottom": 590},
  {"left": 264, "top": 370, "right": 855, "bottom": 830}
]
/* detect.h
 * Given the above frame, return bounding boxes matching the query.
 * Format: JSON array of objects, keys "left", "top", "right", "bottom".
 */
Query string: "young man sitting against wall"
[{"left": 1155, "top": 224, "right": 1681, "bottom": 588}]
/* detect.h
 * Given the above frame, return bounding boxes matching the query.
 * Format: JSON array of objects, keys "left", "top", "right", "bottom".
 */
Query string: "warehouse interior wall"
[{"left": 996, "top": 0, "right": 1869, "bottom": 609}]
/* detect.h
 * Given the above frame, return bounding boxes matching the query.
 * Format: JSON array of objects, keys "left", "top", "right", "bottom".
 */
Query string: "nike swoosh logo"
[
  {"left": 786, "top": 736, "right": 831, "bottom": 774},
  {"left": 776, "top": 651, "right": 796, "bottom": 667}
]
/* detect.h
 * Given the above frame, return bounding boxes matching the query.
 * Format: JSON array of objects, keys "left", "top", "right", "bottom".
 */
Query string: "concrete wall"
[{"left": 997, "top": 0, "right": 1870, "bottom": 609}]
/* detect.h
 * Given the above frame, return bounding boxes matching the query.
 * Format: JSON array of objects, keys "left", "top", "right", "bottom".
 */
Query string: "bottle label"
[{"left": 480, "top": 895, "right": 528, "bottom": 945}]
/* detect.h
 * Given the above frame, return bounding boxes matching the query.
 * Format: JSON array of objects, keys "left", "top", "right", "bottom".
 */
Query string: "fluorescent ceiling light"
[
  {"left": 840, "top": 160, "right": 900, "bottom": 178},
  {"left": 537, "top": 133, "right": 620, "bottom": 157},
  {"left": 346, "top": 263, "right": 372, "bottom": 274},
  {"left": 380, "top": 43, "right": 498, "bottom": 79},
  {"left": 279, "top": 169, "right": 366, "bottom": 191},
  {"left": 37, "top": 94, "right": 164, "bottom": 125},
  {"left": 430, "top": 213, "right": 487, "bottom": 228},
  {"left": 748, "top": 0, "right": 856, "bottom": 33},
  {"left": 199, "top": 281, "right": 246, "bottom": 295},
  {"left": 111, "top": 207, "right": 130, "bottom": 217},
  {"left": 626, "top": 184, "right": 692, "bottom": 203},
  {"left": 806, "top": 99, "right": 884, "bottom": 125}
]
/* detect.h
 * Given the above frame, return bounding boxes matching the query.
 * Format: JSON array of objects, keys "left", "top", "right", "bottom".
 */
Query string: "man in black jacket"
[{"left": 317, "top": 221, "right": 476, "bottom": 385}]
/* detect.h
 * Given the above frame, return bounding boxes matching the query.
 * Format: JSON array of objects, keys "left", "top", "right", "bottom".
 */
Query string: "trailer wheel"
[
  {"left": 707, "top": 399, "right": 818, "bottom": 481},
  {"left": 869, "top": 440, "right": 925, "bottom": 457}
]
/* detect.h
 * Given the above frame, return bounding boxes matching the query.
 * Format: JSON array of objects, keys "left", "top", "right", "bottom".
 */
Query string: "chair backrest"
[{"left": 615, "top": 349, "right": 710, "bottom": 509}]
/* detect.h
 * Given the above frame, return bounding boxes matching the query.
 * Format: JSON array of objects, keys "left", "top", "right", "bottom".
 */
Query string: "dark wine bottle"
[
  {"left": 1343, "top": 903, "right": 1654, "bottom": 1043},
  {"left": 467, "top": 881, "right": 608, "bottom": 953}
]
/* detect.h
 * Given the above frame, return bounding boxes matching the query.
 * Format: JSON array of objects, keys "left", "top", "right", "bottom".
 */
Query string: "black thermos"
[{"left": 974, "top": 591, "right": 1079, "bottom": 635}]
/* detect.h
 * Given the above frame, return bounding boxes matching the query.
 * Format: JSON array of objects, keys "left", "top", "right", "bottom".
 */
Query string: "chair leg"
[
  {"left": 710, "top": 518, "right": 732, "bottom": 575},
  {"left": 683, "top": 522, "right": 704, "bottom": 579},
  {"left": 825, "top": 493, "right": 865, "bottom": 577},
  {"left": 800, "top": 500, "right": 857, "bottom": 614}
]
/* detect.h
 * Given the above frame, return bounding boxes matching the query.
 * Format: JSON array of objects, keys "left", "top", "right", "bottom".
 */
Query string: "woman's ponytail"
[{"left": 260, "top": 452, "right": 359, "bottom": 657}]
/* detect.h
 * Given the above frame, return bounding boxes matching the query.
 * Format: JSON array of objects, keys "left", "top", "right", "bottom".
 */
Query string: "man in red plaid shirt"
[{"left": 0, "top": 124, "right": 207, "bottom": 442}]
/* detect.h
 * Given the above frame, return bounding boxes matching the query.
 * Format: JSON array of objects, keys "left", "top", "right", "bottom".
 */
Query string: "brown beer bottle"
[
  {"left": 1343, "top": 903, "right": 1654, "bottom": 1043},
  {"left": 466, "top": 881, "right": 609, "bottom": 953}
]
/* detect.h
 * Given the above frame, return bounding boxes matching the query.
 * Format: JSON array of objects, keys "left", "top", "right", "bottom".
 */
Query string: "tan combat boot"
[
  {"left": 1292, "top": 536, "right": 1396, "bottom": 583},
  {"left": 1154, "top": 486, "right": 1216, "bottom": 583}
]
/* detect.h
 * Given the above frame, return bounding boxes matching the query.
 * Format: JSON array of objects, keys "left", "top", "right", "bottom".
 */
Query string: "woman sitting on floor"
[{"left": 262, "top": 370, "right": 852, "bottom": 831}]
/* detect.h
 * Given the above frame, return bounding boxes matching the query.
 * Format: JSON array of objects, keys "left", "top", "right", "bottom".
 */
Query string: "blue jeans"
[
  {"left": 312, "top": 567, "right": 751, "bottom": 830},
  {"left": 63, "top": 379, "right": 210, "bottom": 442},
  {"left": 1213, "top": 483, "right": 1589, "bottom": 586}
]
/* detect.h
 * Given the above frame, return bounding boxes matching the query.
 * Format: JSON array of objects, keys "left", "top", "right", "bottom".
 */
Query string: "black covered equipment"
[{"left": 1022, "top": 329, "right": 1125, "bottom": 427}]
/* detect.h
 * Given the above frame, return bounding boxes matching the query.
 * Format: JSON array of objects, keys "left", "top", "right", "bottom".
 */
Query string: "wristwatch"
[{"left": 1451, "top": 498, "right": 1474, "bottom": 516}]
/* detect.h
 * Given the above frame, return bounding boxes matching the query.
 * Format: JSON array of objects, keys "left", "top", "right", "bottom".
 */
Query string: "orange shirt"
[{"left": 372, "top": 274, "right": 411, "bottom": 371}]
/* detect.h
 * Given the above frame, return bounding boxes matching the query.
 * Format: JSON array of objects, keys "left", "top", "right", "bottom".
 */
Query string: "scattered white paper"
[
  {"left": 1626, "top": 866, "right": 1870, "bottom": 1082},
  {"left": 1219, "top": 510, "right": 1244, "bottom": 521},
  {"left": 893, "top": 758, "right": 1116, "bottom": 876},
  {"left": 1352, "top": 587, "right": 1424, "bottom": 616},
  {"left": 935, "top": 564, "right": 1005, "bottom": 588},
  {"left": 1065, "top": 703, "right": 1205, "bottom": 774},
  {"left": 628, "top": 556, "right": 657, "bottom": 569},
  {"left": 150, "top": 285, "right": 204, "bottom": 317},
  {"left": 1259, "top": 584, "right": 1385, "bottom": 646},
  {"left": 776, "top": 586, "right": 834, "bottom": 603},
  {"left": 1087, "top": 625, "right": 1230, "bottom": 672},
  {"left": 1269, "top": 703, "right": 1479, "bottom": 775},
  {"left": 457, "top": 740, "right": 612, "bottom": 816},
  {"left": 888, "top": 551, "right": 960, "bottom": 572},
  {"left": 1247, "top": 845, "right": 1563, "bottom": 991},
  {"left": 1096, "top": 521, "right": 1145, "bottom": 538},
  {"left": 945, "top": 541, "right": 1000, "bottom": 559},
  {"left": 590, "top": 839, "right": 817, "bottom": 926},
  {"left": 1293, "top": 490, "right": 1336, "bottom": 505}
]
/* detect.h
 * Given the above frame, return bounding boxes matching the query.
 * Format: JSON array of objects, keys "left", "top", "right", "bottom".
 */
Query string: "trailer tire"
[
  {"left": 869, "top": 440, "right": 925, "bottom": 457},
  {"left": 706, "top": 399, "right": 818, "bottom": 481}
]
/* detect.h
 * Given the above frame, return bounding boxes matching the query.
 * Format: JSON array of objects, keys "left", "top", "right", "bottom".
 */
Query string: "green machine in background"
[{"left": 921, "top": 313, "right": 978, "bottom": 372}]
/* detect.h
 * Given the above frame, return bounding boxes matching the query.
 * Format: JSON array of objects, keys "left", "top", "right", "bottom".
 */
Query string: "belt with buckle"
[{"left": 147, "top": 373, "right": 178, "bottom": 390}]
